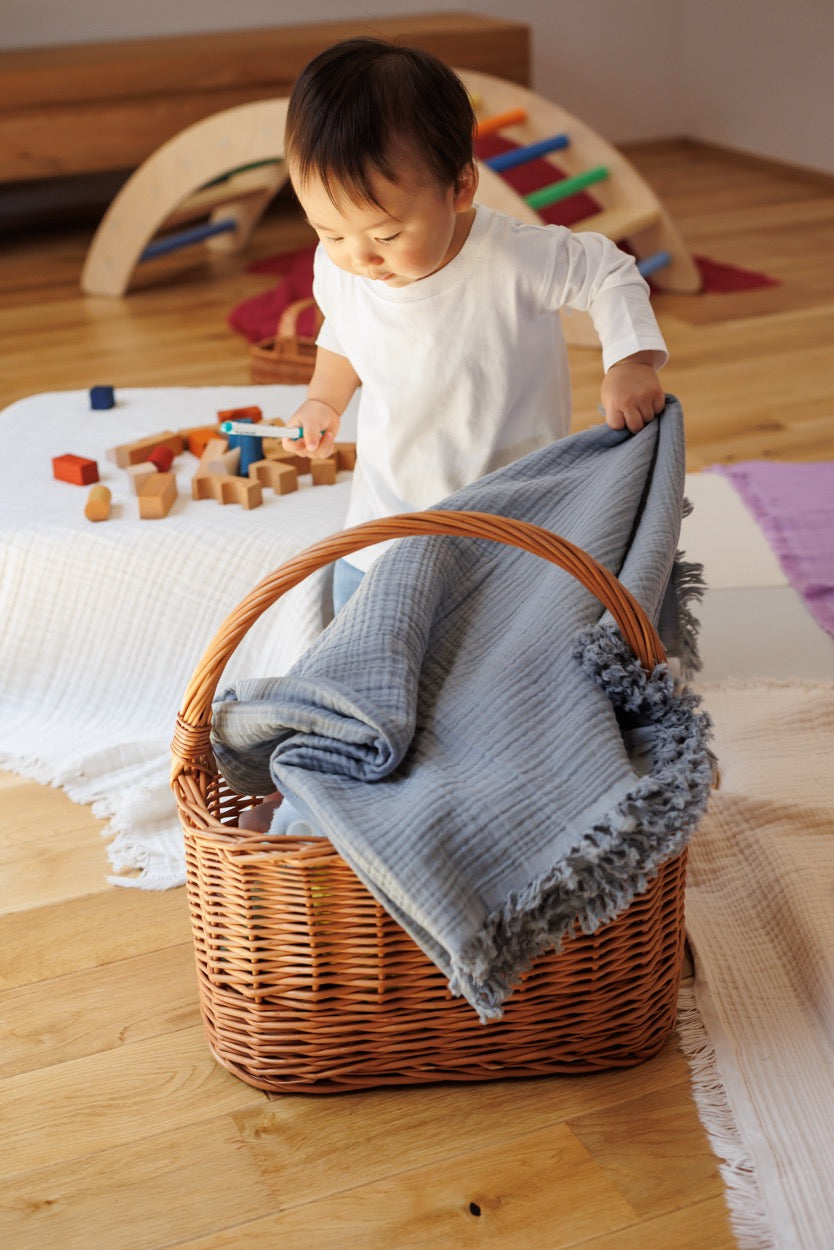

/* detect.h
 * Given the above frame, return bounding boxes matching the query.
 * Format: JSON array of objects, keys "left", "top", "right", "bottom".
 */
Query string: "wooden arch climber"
[
  {"left": 81, "top": 70, "right": 701, "bottom": 346},
  {"left": 459, "top": 69, "right": 701, "bottom": 346},
  {"left": 80, "top": 99, "right": 291, "bottom": 297}
]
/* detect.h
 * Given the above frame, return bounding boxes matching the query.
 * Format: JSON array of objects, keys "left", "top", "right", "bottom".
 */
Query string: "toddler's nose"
[{"left": 351, "top": 242, "right": 383, "bottom": 270}]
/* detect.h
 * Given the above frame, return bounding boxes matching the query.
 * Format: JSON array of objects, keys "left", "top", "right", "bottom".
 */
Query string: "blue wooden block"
[
  {"left": 89, "top": 385, "right": 115, "bottom": 409},
  {"left": 227, "top": 422, "right": 264, "bottom": 476}
]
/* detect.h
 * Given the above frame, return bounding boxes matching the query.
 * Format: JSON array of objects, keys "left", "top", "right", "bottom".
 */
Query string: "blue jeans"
[{"left": 332, "top": 558, "right": 365, "bottom": 614}]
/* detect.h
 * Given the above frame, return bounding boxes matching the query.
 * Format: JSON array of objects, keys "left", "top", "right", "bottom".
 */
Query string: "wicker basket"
[
  {"left": 249, "top": 297, "right": 323, "bottom": 385},
  {"left": 171, "top": 511, "right": 687, "bottom": 1094}
]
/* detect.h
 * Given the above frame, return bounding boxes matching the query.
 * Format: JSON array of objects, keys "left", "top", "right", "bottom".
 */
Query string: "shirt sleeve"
[
  {"left": 543, "top": 228, "right": 669, "bottom": 373},
  {"left": 312, "top": 244, "right": 348, "bottom": 358}
]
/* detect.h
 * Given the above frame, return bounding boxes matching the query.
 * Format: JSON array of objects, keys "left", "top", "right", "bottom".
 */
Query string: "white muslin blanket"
[
  {"left": 0, "top": 387, "right": 354, "bottom": 887},
  {"left": 211, "top": 400, "right": 714, "bottom": 1019}
]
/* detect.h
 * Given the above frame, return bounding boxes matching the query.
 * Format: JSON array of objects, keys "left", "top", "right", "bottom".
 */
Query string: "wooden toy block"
[
  {"left": 89, "top": 385, "right": 115, "bottom": 409},
  {"left": 248, "top": 459, "right": 298, "bottom": 495},
  {"left": 311, "top": 457, "right": 338, "bottom": 486},
  {"left": 108, "top": 431, "right": 184, "bottom": 468},
  {"left": 180, "top": 425, "right": 222, "bottom": 457},
  {"left": 262, "top": 441, "right": 309, "bottom": 472},
  {"left": 84, "top": 483, "right": 112, "bottom": 521},
  {"left": 147, "top": 444, "right": 174, "bottom": 473},
  {"left": 192, "top": 438, "right": 231, "bottom": 480},
  {"left": 126, "top": 462, "right": 157, "bottom": 494},
  {"left": 334, "top": 442, "right": 357, "bottom": 471},
  {"left": 192, "top": 473, "right": 262, "bottom": 509},
  {"left": 138, "top": 471, "right": 178, "bottom": 518},
  {"left": 205, "top": 447, "right": 241, "bottom": 476},
  {"left": 52, "top": 453, "right": 99, "bottom": 485},
  {"left": 217, "top": 405, "right": 262, "bottom": 424}
]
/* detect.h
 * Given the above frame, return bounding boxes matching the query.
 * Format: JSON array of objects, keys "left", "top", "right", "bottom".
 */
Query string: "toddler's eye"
[{"left": 376, "top": 233, "right": 401, "bottom": 244}]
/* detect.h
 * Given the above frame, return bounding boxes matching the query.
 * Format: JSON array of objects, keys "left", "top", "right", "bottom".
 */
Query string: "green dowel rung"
[{"left": 525, "top": 165, "right": 609, "bottom": 210}]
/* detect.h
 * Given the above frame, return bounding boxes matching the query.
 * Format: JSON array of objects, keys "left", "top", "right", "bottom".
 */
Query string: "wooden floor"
[{"left": 1, "top": 140, "right": 832, "bottom": 1250}]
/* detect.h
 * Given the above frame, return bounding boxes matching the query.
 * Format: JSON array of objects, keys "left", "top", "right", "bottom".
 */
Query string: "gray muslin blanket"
[{"left": 211, "top": 398, "right": 713, "bottom": 1020}]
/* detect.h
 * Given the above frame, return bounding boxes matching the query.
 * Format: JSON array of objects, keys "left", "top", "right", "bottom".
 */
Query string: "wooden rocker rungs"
[
  {"left": 81, "top": 100, "right": 291, "bottom": 297},
  {"left": 462, "top": 69, "right": 701, "bottom": 348}
]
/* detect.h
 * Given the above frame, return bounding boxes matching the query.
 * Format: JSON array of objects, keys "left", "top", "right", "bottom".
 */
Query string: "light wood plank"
[
  {"left": 0, "top": 943, "right": 199, "bottom": 1078},
  {"left": 163, "top": 1122, "right": 640, "bottom": 1250},
  {"left": 0, "top": 1117, "right": 274, "bottom": 1250},
  {"left": 232, "top": 1043, "right": 690, "bottom": 1209},
  {"left": 0, "top": 1027, "right": 259, "bottom": 1180},
  {"left": 0, "top": 778, "right": 111, "bottom": 913},
  {"left": 0, "top": 886, "right": 191, "bottom": 990},
  {"left": 569, "top": 1081, "right": 726, "bottom": 1218}
]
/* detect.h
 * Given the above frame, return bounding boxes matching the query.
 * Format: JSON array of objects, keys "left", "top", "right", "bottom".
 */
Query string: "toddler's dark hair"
[{"left": 285, "top": 37, "right": 476, "bottom": 205}]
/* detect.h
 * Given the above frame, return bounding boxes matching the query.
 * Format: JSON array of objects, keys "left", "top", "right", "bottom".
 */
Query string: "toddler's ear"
[{"left": 454, "top": 161, "right": 479, "bottom": 210}]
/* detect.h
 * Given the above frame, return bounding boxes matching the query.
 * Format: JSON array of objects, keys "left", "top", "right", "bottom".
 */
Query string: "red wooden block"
[
  {"left": 52, "top": 453, "right": 99, "bottom": 485},
  {"left": 147, "top": 444, "right": 174, "bottom": 473}
]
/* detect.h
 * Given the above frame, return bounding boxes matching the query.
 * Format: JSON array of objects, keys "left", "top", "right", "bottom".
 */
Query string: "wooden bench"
[{"left": 0, "top": 13, "right": 529, "bottom": 184}]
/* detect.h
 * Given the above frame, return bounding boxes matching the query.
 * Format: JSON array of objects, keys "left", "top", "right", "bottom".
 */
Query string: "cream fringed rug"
[{"left": 678, "top": 681, "right": 834, "bottom": 1250}]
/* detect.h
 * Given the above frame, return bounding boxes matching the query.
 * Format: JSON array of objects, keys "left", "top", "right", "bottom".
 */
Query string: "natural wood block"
[
  {"left": 334, "top": 441, "right": 357, "bottom": 471},
  {"left": 248, "top": 459, "right": 298, "bottom": 494},
  {"left": 192, "top": 473, "right": 262, "bottom": 509},
  {"left": 205, "top": 448, "right": 241, "bottom": 476},
  {"left": 126, "top": 462, "right": 157, "bottom": 494},
  {"left": 108, "top": 430, "right": 184, "bottom": 468},
  {"left": 138, "top": 470, "right": 177, "bottom": 518},
  {"left": 192, "top": 436, "right": 230, "bottom": 476},
  {"left": 84, "top": 483, "right": 111, "bottom": 521},
  {"left": 311, "top": 457, "right": 337, "bottom": 486},
  {"left": 262, "top": 443, "right": 309, "bottom": 472}
]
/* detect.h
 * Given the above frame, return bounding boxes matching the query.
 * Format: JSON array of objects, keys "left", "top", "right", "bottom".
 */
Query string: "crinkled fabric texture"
[{"left": 212, "top": 399, "right": 712, "bottom": 1019}]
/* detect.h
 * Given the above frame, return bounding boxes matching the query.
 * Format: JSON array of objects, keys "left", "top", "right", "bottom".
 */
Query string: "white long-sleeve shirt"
[{"left": 314, "top": 203, "right": 667, "bottom": 571}]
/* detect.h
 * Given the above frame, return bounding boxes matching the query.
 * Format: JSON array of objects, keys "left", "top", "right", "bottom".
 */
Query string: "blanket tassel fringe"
[{"left": 676, "top": 984, "right": 775, "bottom": 1250}]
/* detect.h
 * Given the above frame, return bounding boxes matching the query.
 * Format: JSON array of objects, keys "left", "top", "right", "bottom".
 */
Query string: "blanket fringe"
[{"left": 676, "top": 984, "right": 775, "bottom": 1250}]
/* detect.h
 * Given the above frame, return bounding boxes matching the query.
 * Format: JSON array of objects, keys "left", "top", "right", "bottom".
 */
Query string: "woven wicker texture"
[
  {"left": 172, "top": 512, "right": 686, "bottom": 1093},
  {"left": 249, "top": 296, "right": 321, "bottom": 385}
]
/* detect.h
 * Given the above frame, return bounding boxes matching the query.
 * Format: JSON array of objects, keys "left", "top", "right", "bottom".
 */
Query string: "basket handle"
[
  {"left": 276, "top": 296, "right": 323, "bottom": 340},
  {"left": 171, "top": 510, "right": 666, "bottom": 780}
]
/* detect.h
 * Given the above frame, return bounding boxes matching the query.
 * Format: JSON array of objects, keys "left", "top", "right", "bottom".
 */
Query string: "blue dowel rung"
[
  {"left": 637, "top": 250, "right": 672, "bottom": 278},
  {"left": 485, "top": 133, "right": 570, "bottom": 173},
  {"left": 140, "top": 218, "right": 237, "bottom": 262}
]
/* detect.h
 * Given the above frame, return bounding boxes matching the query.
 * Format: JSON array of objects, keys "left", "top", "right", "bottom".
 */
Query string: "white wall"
[
  {"left": 2, "top": 0, "right": 831, "bottom": 173},
  {"left": 682, "top": 0, "right": 834, "bottom": 175}
]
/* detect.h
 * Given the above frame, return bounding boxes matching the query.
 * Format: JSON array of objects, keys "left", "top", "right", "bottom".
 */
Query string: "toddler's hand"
[
  {"left": 285, "top": 398, "right": 340, "bottom": 459},
  {"left": 600, "top": 357, "right": 666, "bottom": 433}
]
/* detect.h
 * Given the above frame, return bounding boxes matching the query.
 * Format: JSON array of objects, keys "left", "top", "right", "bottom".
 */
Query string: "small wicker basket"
[
  {"left": 171, "top": 511, "right": 687, "bottom": 1094},
  {"left": 248, "top": 296, "right": 322, "bottom": 385}
]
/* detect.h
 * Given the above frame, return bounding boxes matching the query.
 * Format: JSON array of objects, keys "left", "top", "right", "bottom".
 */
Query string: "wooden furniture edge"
[{"left": 0, "top": 14, "right": 530, "bottom": 183}]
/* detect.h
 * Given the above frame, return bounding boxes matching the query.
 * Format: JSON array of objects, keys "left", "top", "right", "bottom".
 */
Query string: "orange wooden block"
[
  {"left": 108, "top": 431, "right": 184, "bottom": 468},
  {"left": 52, "top": 453, "right": 99, "bottom": 485},
  {"left": 311, "top": 457, "right": 337, "bottom": 486},
  {"left": 138, "top": 471, "right": 178, "bottom": 518},
  {"left": 248, "top": 459, "right": 299, "bottom": 495},
  {"left": 180, "top": 425, "right": 223, "bottom": 457}
]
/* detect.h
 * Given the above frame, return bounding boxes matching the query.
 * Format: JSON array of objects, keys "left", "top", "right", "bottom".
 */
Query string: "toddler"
[{"left": 283, "top": 37, "right": 668, "bottom": 609}]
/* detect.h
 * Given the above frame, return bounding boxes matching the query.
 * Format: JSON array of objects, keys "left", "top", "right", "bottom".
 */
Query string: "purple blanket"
[{"left": 710, "top": 461, "right": 834, "bottom": 638}]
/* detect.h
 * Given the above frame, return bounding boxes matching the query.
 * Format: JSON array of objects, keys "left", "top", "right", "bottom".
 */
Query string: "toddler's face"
[{"left": 291, "top": 159, "right": 477, "bottom": 288}]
